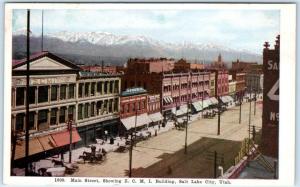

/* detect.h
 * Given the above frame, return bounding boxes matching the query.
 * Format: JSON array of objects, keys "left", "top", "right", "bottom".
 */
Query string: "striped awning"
[
  {"left": 121, "top": 113, "right": 152, "bottom": 130},
  {"left": 209, "top": 97, "right": 219, "bottom": 105}
]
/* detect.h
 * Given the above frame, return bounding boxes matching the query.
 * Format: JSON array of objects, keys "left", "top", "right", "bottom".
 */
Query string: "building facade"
[
  {"left": 11, "top": 52, "right": 121, "bottom": 162},
  {"left": 119, "top": 88, "right": 151, "bottom": 133},
  {"left": 209, "top": 72, "right": 216, "bottom": 97},
  {"left": 214, "top": 70, "right": 229, "bottom": 97},
  {"left": 228, "top": 75, "right": 237, "bottom": 100}
]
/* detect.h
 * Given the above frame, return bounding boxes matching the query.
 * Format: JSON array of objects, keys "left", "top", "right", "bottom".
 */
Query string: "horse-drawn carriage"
[{"left": 78, "top": 146, "right": 107, "bottom": 164}]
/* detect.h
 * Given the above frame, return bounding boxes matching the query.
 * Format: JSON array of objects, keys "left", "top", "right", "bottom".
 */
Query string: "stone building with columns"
[{"left": 11, "top": 52, "right": 121, "bottom": 162}]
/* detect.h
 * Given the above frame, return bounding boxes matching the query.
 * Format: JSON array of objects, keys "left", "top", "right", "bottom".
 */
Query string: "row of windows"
[
  {"left": 148, "top": 102, "right": 160, "bottom": 112},
  {"left": 120, "top": 100, "right": 147, "bottom": 114},
  {"left": 78, "top": 80, "right": 119, "bottom": 98},
  {"left": 77, "top": 99, "right": 119, "bottom": 120},
  {"left": 14, "top": 106, "right": 75, "bottom": 132},
  {"left": 15, "top": 84, "right": 75, "bottom": 106}
]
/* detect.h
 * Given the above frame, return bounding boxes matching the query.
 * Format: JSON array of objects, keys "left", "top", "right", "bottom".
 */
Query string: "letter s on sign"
[{"left": 267, "top": 80, "right": 279, "bottom": 101}]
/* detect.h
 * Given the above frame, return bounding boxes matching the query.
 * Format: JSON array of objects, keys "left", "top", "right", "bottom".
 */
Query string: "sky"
[{"left": 12, "top": 9, "right": 280, "bottom": 54}]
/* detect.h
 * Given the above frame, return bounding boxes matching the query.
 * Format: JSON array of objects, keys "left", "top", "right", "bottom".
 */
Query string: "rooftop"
[
  {"left": 78, "top": 71, "right": 121, "bottom": 78},
  {"left": 121, "top": 87, "right": 147, "bottom": 97}
]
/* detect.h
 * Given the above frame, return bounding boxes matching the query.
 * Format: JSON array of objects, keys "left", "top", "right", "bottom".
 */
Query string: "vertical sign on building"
[{"left": 261, "top": 35, "right": 279, "bottom": 158}]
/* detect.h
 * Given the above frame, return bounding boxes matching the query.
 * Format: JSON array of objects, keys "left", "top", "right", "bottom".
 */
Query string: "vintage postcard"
[{"left": 3, "top": 2, "right": 296, "bottom": 186}]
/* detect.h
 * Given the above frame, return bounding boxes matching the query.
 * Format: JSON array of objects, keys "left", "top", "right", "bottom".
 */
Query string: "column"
[
  {"left": 23, "top": 114, "right": 26, "bottom": 131},
  {"left": 88, "top": 103, "right": 91, "bottom": 118},
  {"left": 12, "top": 88, "right": 16, "bottom": 108},
  {"left": 47, "top": 109, "right": 51, "bottom": 128},
  {"left": 57, "top": 85, "right": 61, "bottom": 101},
  {"left": 112, "top": 99, "right": 115, "bottom": 113},
  {"left": 94, "top": 82, "right": 97, "bottom": 96},
  {"left": 34, "top": 111, "right": 38, "bottom": 130},
  {"left": 65, "top": 106, "right": 69, "bottom": 122},
  {"left": 101, "top": 81, "right": 105, "bottom": 95},
  {"left": 36, "top": 86, "right": 39, "bottom": 104},
  {"left": 88, "top": 82, "right": 91, "bottom": 97},
  {"left": 74, "top": 105, "right": 78, "bottom": 123},
  {"left": 107, "top": 81, "right": 110, "bottom": 94},
  {"left": 56, "top": 107, "right": 60, "bottom": 125},
  {"left": 94, "top": 102, "right": 97, "bottom": 116},
  {"left": 66, "top": 84, "right": 69, "bottom": 100},
  {"left": 101, "top": 101, "right": 104, "bottom": 115}
]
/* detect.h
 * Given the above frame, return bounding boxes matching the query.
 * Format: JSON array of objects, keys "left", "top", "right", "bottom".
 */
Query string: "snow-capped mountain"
[{"left": 12, "top": 30, "right": 262, "bottom": 65}]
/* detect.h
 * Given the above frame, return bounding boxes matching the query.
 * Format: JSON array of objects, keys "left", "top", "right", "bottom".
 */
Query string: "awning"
[
  {"left": 202, "top": 99, "right": 211, "bottom": 108},
  {"left": 121, "top": 113, "right": 152, "bottom": 130},
  {"left": 38, "top": 135, "right": 57, "bottom": 151},
  {"left": 210, "top": 97, "right": 219, "bottom": 105},
  {"left": 226, "top": 96, "right": 234, "bottom": 102},
  {"left": 192, "top": 101, "right": 203, "bottom": 112},
  {"left": 149, "top": 112, "right": 164, "bottom": 122},
  {"left": 51, "top": 128, "right": 82, "bottom": 147},
  {"left": 220, "top": 96, "right": 229, "bottom": 103},
  {"left": 163, "top": 96, "right": 173, "bottom": 104},
  {"left": 13, "top": 138, "right": 44, "bottom": 160}
]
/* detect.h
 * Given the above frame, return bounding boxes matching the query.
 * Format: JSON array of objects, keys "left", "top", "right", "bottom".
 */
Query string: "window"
[
  {"left": 60, "top": 85, "right": 67, "bottom": 100},
  {"left": 126, "top": 104, "right": 130, "bottom": 113},
  {"left": 108, "top": 100, "right": 112, "bottom": 113},
  {"left": 85, "top": 83, "right": 90, "bottom": 97},
  {"left": 114, "top": 98, "right": 118, "bottom": 112},
  {"left": 50, "top": 108, "right": 57, "bottom": 125},
  {"left": 16, "top": 87, "right": 25, "bottom": 106},
  {"left": 68, "top": 106, "right": 75, "bottom": 120},
  {"left": 59, "top": 107, "right": 66, "bottom": 123},
  {"left": 38, "top": 86, "right": 48, "bottom": 103},
  {"left": 110, "top": 81, "right": 113, "bottom": 93},
  {"left": 91, "top": 82, "right": 96, "bottom": 96},
  {"left": 78, "top": 104, "right": 83, "bottom": 120},
  {"left": 15, "top": 113, "right": 24, "bottom": 131},
  {"left": 97, "top": 82, "right": 102, "bottom": 94},
  {"left": 51, "top": 85, "right": 58, "bottom": 101},
  {"left": 84, "top": 103, "right": 89, "bottom": 118},
  {"left": 132, "top": 103, "right": 135, "bottom": 112},
  {"left": 104, "top": 82, "right": 108, "bottom": 94},
  {"left": 28, "top": 87, "right": 36, "bottom": 104},
  {"left": 29, "top": 111, "right": 35, "bottom": 130},
  {"left": 79, "top": 83, "right": 84, "bottom": 98},
  {"left": 115, "top": 80, "right": 119, "bottom": 93},
  {"left": 91, "top": 103, "right": 95, "bottom": 117},
  {"left": 38, "top": 110, "right": 48, "bottom": 130},
  {"left": 68, "top": 84, "right": 75, "bottom": 99}
]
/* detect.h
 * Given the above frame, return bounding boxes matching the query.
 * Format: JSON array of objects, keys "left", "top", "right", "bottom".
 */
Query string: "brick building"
[
  {"left": 209, "top": 72, "right": 216, "bottom": 97},
  {"left": 173, "top": 59, "right": 204, "bottom": 72},
  {"left": 119, "top": 88, "right": 151, "bottom": 133},
  {"left": 230, "top": 71, "right": 246, "bottom": 99},
  {"left": 231, "top": 59, "right": 258, "bottom": 72},
  {"left": 147, "top": 94, "right": 163, "bottom": 127},
  {"left": 126, "top": 58, "right": 175, "bottom": 74},
  {"left": 80, "top": 65, "right": 117, "bottom": 74}
]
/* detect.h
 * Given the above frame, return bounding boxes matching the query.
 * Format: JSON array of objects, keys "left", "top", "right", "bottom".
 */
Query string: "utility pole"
[
  {"left": 217, "top": 96, "right": 221, "bottom": 135},
  {"left": 68, "top": 120, "right": 73, "bottom": 163},
  {"left": 41, "top": 10, "right": 44, "bottom": 51},
  {"left": 248, "top": 88, "right": 252, "bottom": 140},
  {"left": 254, "top": 90, "right": 257, "bottom": 115},
  {"left": 239, "top": 94, "right": 242, "bottom": 124},
  {"left": 25, "top": 9, "right": 30, "bottom": 176},
  {"left": 184, "top": 72, "right": 192, "bottom": 155}
]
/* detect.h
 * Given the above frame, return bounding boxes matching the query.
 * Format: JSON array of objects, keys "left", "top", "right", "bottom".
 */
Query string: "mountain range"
[{"left": 12, "top": 30, "right": 262, "bottom": 66}]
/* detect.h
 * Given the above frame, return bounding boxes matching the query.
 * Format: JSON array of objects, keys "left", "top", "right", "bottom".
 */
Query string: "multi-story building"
[
  {"left": 80, "top": 65, "right": 117, "bottom": 74},
  {"left": 209, "top": 72, "right": 216, "bottom": 97},
  {"left": 76, "top": 71, "right": 121, "bottom": 147},
  {"left": 147, "top": 94, "right": 163, "bottom": 127},
  {"left": 245, "top": 73, "right": 264, "bottom": 93},
  {"left": 214, "top": 70, "right": 229, "bottom": 97},
  {"left": 230, "top": 71, "right": 246, "bottom": 99},
  {"left": 231, "top": 59, "right": 258, "bottom": 72},
  {"left": 119, "top": 88, "right": 151, "bottom": 134},
  {"left": 173, "top": 59, "right": 204, "bottom": 72},
  {"left": 228, "top": 75, "right": 237, "bottom": 100},
  {"left": 11, "top": 52, "right": 121, "bottom": 163}
]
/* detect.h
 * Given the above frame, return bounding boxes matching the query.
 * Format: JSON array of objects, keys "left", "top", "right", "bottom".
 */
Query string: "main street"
[{"left": 70, "top": 101, "right": 262, "bottom": 177}]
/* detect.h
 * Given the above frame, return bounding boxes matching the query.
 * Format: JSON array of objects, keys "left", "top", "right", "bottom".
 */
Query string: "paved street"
[{"left": 70, "top": 101, "right": 262, "bottom": 177}]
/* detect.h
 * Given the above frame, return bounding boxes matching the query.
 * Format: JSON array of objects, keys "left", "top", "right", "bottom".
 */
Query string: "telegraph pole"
[
  {"left": 248, "top": 88, "right": 252, "bottom": 140},
  {"left": 254, "top": 90, "right": 257, "bottom": 115},
  {"left": 217, "top": 96, "right": 221, "bottom": 135},
  {"left": 239, "top": 94, "right": 242, "bottom": 124},
  {"left": 25, "top": 9, "right": 30, "bottom": 176},
  {"left": 68, "top": 120, "right": 73, "bottom": 163}
]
